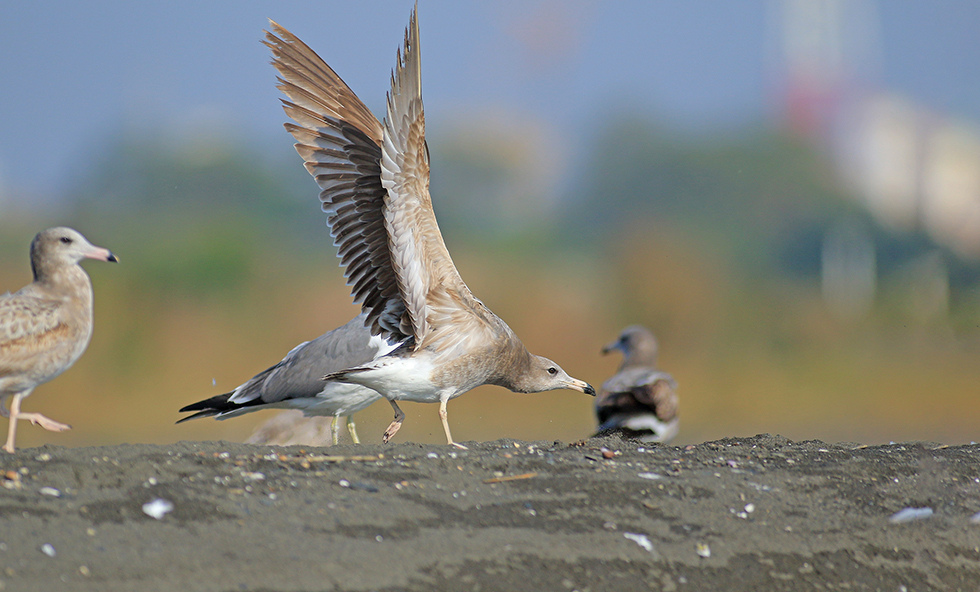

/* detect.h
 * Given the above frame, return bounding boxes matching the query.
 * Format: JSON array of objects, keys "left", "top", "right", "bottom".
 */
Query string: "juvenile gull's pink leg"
[
  {"left": 3, "top": 392, "right": 72, "bottom": 454},
  {"left": 1, "top": 393, "right": 16, "bottom": 453},
  {"left": 20, "top": 413, "right": 71, "bottom": 432},
  {"left": 382, "top": 400, "right": 405, "bottom": 444}
]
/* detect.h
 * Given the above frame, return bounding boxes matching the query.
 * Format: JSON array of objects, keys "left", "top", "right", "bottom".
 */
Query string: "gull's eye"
[
  {"left": 547, "top": 367, "right": 558, "bottom": 375},
  {"left": 60, "top": 236, "right": 73, "bottom": 244}
]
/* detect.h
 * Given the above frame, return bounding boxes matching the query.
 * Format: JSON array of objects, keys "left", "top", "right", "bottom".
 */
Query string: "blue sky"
[{"left": 1, "top": 0, "right": 978, "bottom": 197}]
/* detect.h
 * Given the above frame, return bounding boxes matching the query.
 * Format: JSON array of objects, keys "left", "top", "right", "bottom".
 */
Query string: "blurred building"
[
  {"left": 774, "top": 0, "right": 980, "bottom": 320},
  {"left": 839, "top": 93, "right": 980, "bottom": 263}
]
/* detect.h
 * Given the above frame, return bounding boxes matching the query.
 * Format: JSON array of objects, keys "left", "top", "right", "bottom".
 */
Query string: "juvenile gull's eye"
[
  {"left": 60, "top": 237, "right": 73, "bottom": 244},
  {"left": 547, "top": 367, "right": 558, "bottom": 375}
]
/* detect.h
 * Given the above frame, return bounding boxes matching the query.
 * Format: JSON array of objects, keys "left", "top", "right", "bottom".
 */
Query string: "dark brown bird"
[{"left": 596, "top": 326, "right": 679, "bottom": 443}]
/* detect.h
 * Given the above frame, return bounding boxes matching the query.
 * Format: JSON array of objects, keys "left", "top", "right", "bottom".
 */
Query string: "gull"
[
  {"left": 265, "top": 6, "right": 594, "bottom": 448},
  {"left": 178, "top": 313, "right": 390, "bottom": 444},
  {"left": 595, "top": 326, "right": 679, "bottom": 443},
  {"left": 245, "top": 410, "right": 336, "bottom": 447},
  {"left": 1, "top": 227, "right": 117, "bottom": 453}
]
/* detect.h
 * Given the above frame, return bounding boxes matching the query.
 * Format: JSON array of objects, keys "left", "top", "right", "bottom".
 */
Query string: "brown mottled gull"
[
  {"left": 178, "top": 313, "right": 389, "bottom": 444},
  {"left": 596, "top": 326, "right": 679, "bottom": 443},
  {"left": 1, "top": 227, "right": 117, "bottom": 453},
  {"left": 244, "top": 410, "right": 335, "bottom": 447},
  {"left": 265, "top": 6, "right": 594, "bottom": 449}
]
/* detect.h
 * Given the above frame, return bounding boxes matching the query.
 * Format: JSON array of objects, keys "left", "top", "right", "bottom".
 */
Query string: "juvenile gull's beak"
[
  {"left": 567, "top": 378, "right": 596, "bottom": 397},
  {"left": 86, "top": 247, "right": 118, "bottom": 263}
]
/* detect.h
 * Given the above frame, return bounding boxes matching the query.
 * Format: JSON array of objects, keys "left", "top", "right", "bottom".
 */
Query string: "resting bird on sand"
[
  {"left": 178, "top": 313, "right": 388, "bottom": 444},
  {"left": 596, "top": 326, "right": 679, "bottom": 443},
  {"left": 265, "top": 7, "right": 594, "bottom": 448},
  {"left": 1, "top": 227, "right": 117, "bottom": 453},
  {"left": 245, "top": 410, "right": 336, "bottom": 446}
]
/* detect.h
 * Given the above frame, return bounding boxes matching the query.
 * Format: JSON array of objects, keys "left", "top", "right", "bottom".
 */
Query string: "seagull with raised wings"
[{"left": 264, "top": 6, "right": 594, "bottom": 448}]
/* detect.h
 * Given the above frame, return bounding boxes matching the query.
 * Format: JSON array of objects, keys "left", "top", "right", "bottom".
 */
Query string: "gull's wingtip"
[{"left": 265, "top": 19, "right": 293, "bottom": 44}]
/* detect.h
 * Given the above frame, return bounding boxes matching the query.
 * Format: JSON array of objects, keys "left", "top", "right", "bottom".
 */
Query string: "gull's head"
[
  {"left": 31, "top": 227, "right": 118, "bottom": 279},
  {"left": 513, "top": 355, "right": 595, "bottom": 396},
  {"left": 601, "top": 325, "right": 658, "bottom": 367}
]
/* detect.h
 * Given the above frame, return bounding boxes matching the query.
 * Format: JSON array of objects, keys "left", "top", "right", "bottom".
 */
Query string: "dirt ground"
[{"left": 1, "top": 433, "right": 979, "bottom": 591}]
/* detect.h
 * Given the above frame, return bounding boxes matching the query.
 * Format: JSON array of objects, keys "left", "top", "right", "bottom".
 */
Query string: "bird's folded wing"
[
  {"left": 253, "top": 315, "right": 384, "bottom": 403},
  {"left": 597, "top": 368, "right": 679, "bottom": 423},
  {"left": 0, "top": 293, "right": 68, "bottom": 372}
]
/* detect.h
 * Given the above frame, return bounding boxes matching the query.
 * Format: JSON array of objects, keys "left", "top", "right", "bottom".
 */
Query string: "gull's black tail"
[{"left": 177, "top": 393, "right": 263, "bottom": 424}]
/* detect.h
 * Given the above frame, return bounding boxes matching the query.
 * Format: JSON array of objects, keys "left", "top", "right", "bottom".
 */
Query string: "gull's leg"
[
  {"left": 439, "top": 399, "right": 467, "bottom": 450},
  {"left": 19, "top": 413, "right": 71, "bottom": 432},
  {"left": 346, "top": 416, "right": 361, "bottom": 444},
  {"left": 2, "top": 393, "right": 21, "bottom": 453},
  {"left": 0, "top": 394, "right": 9, "bottom": 418},
  {"left": 331, "top": 416, "right": 341, "bottom": 446},
  {"left": 4, "top": 390, "right": 71, "bottom": 453},
  {"left": 382, "top": 400, "right": 405, "bottom": 444}
]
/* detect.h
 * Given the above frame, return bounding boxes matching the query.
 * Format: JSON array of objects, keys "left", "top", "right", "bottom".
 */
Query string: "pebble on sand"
[
  {"left": 142, "top": 498, "right": 174, "bottom": 520},
  {"left": 888, "top": 507, "right": 933, "bottom": 523}
]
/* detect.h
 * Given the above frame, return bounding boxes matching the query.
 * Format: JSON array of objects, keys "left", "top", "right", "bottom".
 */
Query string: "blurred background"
[{"left": 1, "top": 0, "right": 978, "bottom": 448}]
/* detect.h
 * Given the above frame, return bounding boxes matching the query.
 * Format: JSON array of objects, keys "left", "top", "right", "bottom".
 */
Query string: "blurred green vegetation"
[{"left": 2, "top": 110, "right": 978, "bottom": 449}]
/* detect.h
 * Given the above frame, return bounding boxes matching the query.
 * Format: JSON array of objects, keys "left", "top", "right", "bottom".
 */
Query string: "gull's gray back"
[{"left": 231, "top": 313, "right": 390, "bottom": 406}]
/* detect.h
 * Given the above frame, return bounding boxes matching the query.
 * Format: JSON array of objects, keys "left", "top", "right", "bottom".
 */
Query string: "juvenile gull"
[
  {"left": 178, "top": 313, "right": 389, "bottom": 444},
  {"left": 1, "top": 227, "right": 117, "bottom": 453},
  {"left": 265, "top": 7, "right": 594, "bottom": 448},
  {"left": 245, "top": 410, "right": 336, "bottom": 446},
  {"left": 595, "top": 326, "right": 679, "bottom": 443}
]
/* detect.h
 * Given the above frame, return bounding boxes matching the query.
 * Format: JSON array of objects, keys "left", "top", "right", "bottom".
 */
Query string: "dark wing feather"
[{"left": 265, "top": 22, "right": 411, "bottom": 342}]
